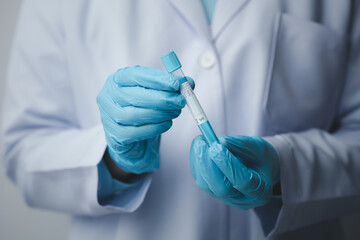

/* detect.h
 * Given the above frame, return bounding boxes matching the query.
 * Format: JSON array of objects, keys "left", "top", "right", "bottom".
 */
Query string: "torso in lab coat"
[
  {"left": 67, "top": 1, "right": 275, "bottom": 237},
  {"left": 6, "top": 0, "right": 353, "bottom": 239}
]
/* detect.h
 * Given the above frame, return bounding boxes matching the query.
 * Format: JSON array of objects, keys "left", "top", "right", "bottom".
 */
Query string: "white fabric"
[{"left": 2, "top": 0, "right": 360, "bottom": 239}]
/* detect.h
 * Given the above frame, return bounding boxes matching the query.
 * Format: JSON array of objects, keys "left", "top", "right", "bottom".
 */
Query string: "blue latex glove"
[
  {"left": 97, "top": 66, "right": 188, "bottom": 174},
  {"left": 190, "top": 135, "right": 280, "bottom": 209},
  {"left": 97, "top": 160, "right": 141, "bottom": 203}
]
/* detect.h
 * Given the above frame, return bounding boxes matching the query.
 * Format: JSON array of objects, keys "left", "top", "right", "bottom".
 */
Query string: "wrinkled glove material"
[
  {"left": 190, "top": 135, "right": 280, "bottom": 209},
  {"left": 97, "top": 66, "right": 186, "bottom": 174}
]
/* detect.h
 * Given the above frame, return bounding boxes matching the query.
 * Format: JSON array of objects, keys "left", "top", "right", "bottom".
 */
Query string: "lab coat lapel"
[
  {"left": 212, "top": 0, "right": 251, "bottom": 39},
  {"left": 167, "top": 0, "right": 212, "bottom": 42}
]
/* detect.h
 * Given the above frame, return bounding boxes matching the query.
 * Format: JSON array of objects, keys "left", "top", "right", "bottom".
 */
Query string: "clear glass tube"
[
  {"left": 171, "top": 69, "right": 208, "bottom": 125},
  {"left": 171, "top": 69, "right": 219, "bottom": 145}
]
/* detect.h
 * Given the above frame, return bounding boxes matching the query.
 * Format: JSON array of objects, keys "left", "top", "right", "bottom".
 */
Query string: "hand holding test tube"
[{"left": 164, "top": 51, "right": 281, "bottom": 210}]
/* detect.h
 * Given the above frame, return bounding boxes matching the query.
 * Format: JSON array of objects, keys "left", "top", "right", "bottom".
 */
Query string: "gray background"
[
  {"left": 0, "top": 1, "right": 360, "bottom": 240},
  {"left": 0, "top": 1, "right": 69, "bottom": 240}
]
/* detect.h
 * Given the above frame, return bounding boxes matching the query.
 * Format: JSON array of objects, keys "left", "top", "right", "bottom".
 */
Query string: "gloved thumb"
[{"left": 209, "top": 142, "right": 261, "bottom": 195}]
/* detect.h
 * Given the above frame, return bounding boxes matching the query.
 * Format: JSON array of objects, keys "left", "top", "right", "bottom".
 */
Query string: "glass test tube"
[{"left": 161, "top": 51, "right": 219, "bottom": 145}]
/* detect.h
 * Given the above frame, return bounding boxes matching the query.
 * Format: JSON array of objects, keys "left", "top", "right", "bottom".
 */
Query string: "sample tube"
[{"left": 161, "top": 51, "right": 219, "bottom": 145}]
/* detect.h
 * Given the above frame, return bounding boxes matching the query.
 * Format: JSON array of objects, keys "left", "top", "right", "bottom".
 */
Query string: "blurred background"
[
  {"left": 1, "top": 1, "right": 360, "bottom": 240},
  {"left": 0, "top": 1, "right": 69, "bottom": 239}
]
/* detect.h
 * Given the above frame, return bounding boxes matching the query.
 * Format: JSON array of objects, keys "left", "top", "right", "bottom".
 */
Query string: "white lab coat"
[{"left": 2, "top": 0, "right": 360, "bottom": 239}]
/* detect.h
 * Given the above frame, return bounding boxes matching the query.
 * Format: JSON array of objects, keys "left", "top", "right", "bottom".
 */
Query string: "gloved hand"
[
  {"left": 190, "top": 135, "right": 280, "bottom": 209},
  {"left": 97, "top": 66, "right": 189, "bottom": 174},
  {"left": 97, "top": 159, "right": 141, "bottom": 201}
]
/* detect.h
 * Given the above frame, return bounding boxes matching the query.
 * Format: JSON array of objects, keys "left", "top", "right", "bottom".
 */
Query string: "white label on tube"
[{"left": 180, "top": 83, "right": 208, "bottom": 125}]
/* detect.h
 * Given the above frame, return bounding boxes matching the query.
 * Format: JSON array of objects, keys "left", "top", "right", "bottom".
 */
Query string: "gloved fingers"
[
  {"left": 190, "top": 136, "right": 217, "bottom": 198},
  {"left": 106, "top": 136, "right": 161, "bottom": 174},
  {"left": 222, "top": 199, "right": 262, "bottom": 210},
  {"left": 191, "top": 136, "right": 253, "bottom": 206},
  {"left": 195, "top": 140, "right": 241, "bottom": 200},
  {"left": 191, "top": 136, "right": 240, "bottom": 198},
  {"left": 98, "top": 88, "right": 182, "bottom": 125},
  {"left": 209, "top": 179, "right": 269, "bottom": 209},
  {"left": 218, "top": 135, "right": 277, "bottom": 198},
  {"left": 116, "top": 121, "right": 172, "bottom": 145},
  {"left": 191, "top": 136, "right": 268, "bottom": 208},
  {"left": 189, "top": 136, "right": 204, "bottom": 180},
  {"left": 99, "top": 99, "right": 181, "bottom": 126},
  {"left": 218, "top": 135, "right": 258, "bottom": 163},
  {"left": 108, "top": 145, "right": 159, "bottom": 174},
  {"left": 246, "top": 170, "right": 272, "bottom": 200},
  {"left": 112, "top": 66, "right": 180, "bottom": 91},
  {"left": 117, "top": 107, "right": 181, "bottom": 126},
  {"left": 103, "top": 116, "right": 173, "bottom": 145},
  {"left": 209, "top": 143, "right": 261, "bottom": 195},
  {"left": 192, "top": 161, "right": 218, "bottom": 199},
  {"left": 217, "top": 183, "right": 268, "bottom": 208},
  {"left": 106, "top": 135, "right": 158, "bottom": 158},
  {"left": 108, "top": 85, "right": 186, "bottom": 110}
]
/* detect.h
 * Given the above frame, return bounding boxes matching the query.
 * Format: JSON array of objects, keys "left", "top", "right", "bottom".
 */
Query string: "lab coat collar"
[
  {"left": 212, "top": 0, "right": 250, "bottom": 39},
  {"left": 167, "top": 0, "right": 212, "bottom": 42}
]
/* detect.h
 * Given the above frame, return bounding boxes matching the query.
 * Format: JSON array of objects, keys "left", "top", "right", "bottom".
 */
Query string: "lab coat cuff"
[
  {"left": 95, "top": 173, "right": 152, "bottom": 213},
  {"left": 91, "top": 138, "right": 153, "bottom": 214},
  {"left": 262, "top": 135, "right": 292, "bottom": 173},
  {"left": 97, "top": 159, "right": 148, "bottom": 203},
  {"left": 258, "top": 135, "right": 295, "bottom": 237}
]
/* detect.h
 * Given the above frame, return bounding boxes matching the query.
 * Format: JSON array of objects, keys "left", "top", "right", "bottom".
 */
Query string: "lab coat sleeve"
[
  {"left": 256, "top": 4, "right": 360, "bottom": 236},
  {"left": 1, "top": 0, "right": 151, "bottom": 216}
]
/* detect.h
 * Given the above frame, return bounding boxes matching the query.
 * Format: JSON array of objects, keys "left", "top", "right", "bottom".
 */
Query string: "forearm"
[
  {"left": 261, "top": 126, "right": 360, "bottom": 236},
  {"left": 3, "top": 124, "right": 152, "bottom": 215}
]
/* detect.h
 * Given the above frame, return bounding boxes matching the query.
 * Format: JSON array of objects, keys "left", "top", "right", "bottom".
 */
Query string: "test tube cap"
[{"left": 161, "top": 51, "right": 182, "bottom": 73}]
